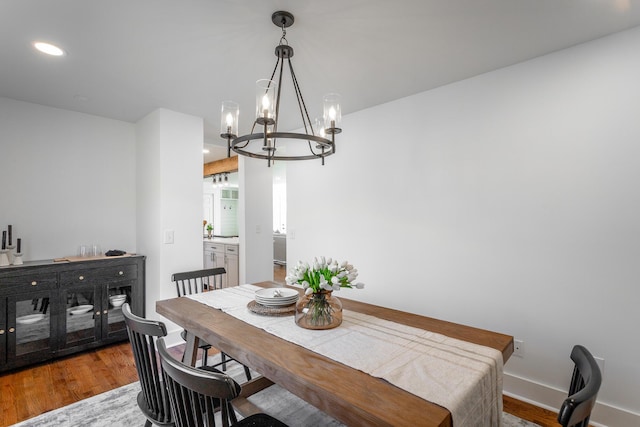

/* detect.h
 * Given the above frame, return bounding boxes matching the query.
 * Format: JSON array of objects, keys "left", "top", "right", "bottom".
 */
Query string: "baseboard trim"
[{"left": 504, "top": 372, "right": 639, "bottom": 427}]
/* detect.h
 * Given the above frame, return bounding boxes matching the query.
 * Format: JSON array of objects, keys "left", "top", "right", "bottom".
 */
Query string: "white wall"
[
  {"left": 238, "top": 156, "right": 273, "bottom": 284},
  {"left": 136, "top": 108, "right": 203, "bottom": 322},
  {"left": 0, "top": 97, "right": 136, "bottom": 260},
  {"left": 287, "top": 27, "right": 640, "bottom": 425}
]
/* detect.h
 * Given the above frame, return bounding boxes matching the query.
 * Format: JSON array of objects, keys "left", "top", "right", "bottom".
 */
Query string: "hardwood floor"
[
  {"left": 273, "top": 263, "right": 286, "bottom": 284},
  {"left": 0, "top": 264, "right": 559, "bottom": 427},
  {"left": 0, "top": 342, "right": 560, "bottom": 427},
  {"left": 0, "top": 342, "right": 138, "bottom": 427}
]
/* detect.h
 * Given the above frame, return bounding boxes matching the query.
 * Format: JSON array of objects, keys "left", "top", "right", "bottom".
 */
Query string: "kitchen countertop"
[{"left": 203, "top": 237, "right": 239, "bottom": 245}]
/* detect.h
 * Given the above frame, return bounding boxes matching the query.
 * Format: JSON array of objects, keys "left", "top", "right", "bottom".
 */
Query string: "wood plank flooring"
[{"left": 0, "top": 264, "right": 559, "bottom": 427}]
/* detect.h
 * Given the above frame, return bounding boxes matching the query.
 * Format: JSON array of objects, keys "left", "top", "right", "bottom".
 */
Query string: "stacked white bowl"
[{"left": 109, "top": 294, "right": 127, "bottom": 307}]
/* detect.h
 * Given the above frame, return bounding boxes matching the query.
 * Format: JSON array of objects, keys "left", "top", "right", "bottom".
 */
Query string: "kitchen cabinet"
[
  {"left": 203, "top": 242, "right": 225, "bottom": 270},
  {"left": 203, "top": 241, "right": 239, "bottom": 287},
  {"left": 0, "top": 255, "right": 145, "bottom": 372},
  {"left": 225, "top": 245, "right": 239, "bottom": 287}
]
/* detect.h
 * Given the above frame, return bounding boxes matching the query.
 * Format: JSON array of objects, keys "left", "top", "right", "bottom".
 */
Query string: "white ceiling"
[{"left": 2, "top": 1, "right": 640, "bottom": 163}]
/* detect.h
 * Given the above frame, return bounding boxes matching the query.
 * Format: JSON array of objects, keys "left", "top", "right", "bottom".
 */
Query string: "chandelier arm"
[
  {"left": 287, "top": 58, "right": 314, "bottom": 135},
  {"left": 274, "top": 56, "right": 286, "bottom": 134},
  {"left": 234, "top": 120, "right": 260, "bottom": 150},
  {"left": 268, "top": 57, "right": 279, "bottom": 88},
  {"left": 288, "top": 58, "right": 322, "bottom": 157}
]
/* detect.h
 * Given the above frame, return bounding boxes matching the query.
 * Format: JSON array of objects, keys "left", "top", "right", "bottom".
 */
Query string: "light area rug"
[{"left": 11, "top": 354, "right": 540, "bottom": 427}]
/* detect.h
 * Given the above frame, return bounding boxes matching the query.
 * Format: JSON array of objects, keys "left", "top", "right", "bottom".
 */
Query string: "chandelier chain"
[{"left": 279, "top": 24, "right": 288, "bottom": 46}]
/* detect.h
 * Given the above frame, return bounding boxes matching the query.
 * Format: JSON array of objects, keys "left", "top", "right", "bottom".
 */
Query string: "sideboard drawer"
[
  {"left": 0, "top": 274, "right": 57, "bottom": 293},
  {"left": 60, "top": 264, "right": 138, "bottom": 285}
]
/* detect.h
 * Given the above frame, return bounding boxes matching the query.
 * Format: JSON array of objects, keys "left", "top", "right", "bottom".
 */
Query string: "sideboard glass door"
[
  {"left": 61, "top": 285, "right": 99, "bottom": 348},
  {"left": 8, "top": 290, "right": 56, "bottom": 364},
  {"left": 103, "top": 282, "right": 132, "bottom": 340}
]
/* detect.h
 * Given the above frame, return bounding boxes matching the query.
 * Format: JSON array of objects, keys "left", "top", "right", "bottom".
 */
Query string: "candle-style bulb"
[
  {"left": 225, "top": 113, "right": 234, "bottom": 127},
  {"left": 329, "top": 107, "right": 336, "bottom": 121},
  {"left": 262, "top": 95, "right": 270, "bottom": 110}
]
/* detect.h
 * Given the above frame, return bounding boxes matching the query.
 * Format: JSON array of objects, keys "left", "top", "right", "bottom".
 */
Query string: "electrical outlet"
[
  {"left": 163, "top": 229, "right": 174, "bottom": 244},
  {"left": 514, "top": 339, "right": 524, "bottom": 357}
]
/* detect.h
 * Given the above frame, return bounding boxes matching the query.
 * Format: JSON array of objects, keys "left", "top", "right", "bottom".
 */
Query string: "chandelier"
[{"left": 220, "top": 11, "right": 342, "bottom": 167}]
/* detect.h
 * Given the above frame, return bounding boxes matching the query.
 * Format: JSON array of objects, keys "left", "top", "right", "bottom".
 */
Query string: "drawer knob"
[
  {"left": 31, "top": 281, "right": 37, "bottom": 286},
  {"left": 95, "top": 311, "right": 101, "bottom": 316},
  {"left": 79, "top": 276, "right": 84, "bottom": 280},
  {"left": 118, "top": 271, "right": 124, "bottom": 275},
  {"left": 9, "top": 327, "right": 15, "bottom": 333},
  {"left": 0, "top": 329, "right": 4, "bottom": 335}
]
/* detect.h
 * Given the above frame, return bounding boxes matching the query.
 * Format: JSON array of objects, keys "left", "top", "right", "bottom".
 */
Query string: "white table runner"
[{"left": 187, "top": 285, "right": 504, "bottom": 426}]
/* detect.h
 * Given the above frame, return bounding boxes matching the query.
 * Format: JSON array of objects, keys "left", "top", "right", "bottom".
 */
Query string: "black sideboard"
[{"left": 0, "top": 255, "right": 145, "bottom": 372}]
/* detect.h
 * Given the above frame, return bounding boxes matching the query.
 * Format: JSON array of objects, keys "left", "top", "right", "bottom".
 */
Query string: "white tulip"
[
  {"left": 355, "top": 282, "right": 365, "bottom": 289},
  {"left": 340, "top": 260, "right": 348, "bottom": 268},
  {"left": 331, "top": 276, "right": 339, "bottom": 284},
  {"left": 326, "top": 257, "right": 332, "bottom": 265},
  {"left": 322, "top": 283, "right": 333, "bottom": 291},
  {"left": 305, "top": 287, "right": 314, "bottom": 295},
  {"left": 301, "top": 281, "right": 309, "bottom": 289}
]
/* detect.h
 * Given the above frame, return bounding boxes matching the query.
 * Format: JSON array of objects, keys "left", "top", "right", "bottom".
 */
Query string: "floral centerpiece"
[{"left": 286, "top": 256, "right": 364, "bottom": 329}]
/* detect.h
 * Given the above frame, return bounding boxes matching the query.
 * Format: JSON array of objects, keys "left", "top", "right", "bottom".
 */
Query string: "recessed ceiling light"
[
  {"left": 203, "top": 149, "right": 210, "bottom": 154},
  {"left": 33, "top": 41, "right": 65, "bottom": 56}
]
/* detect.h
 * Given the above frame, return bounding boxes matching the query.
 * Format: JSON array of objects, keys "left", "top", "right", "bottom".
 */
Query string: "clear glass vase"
[{"left": 295, "top": 291, "right": 343, "bottom": 330}]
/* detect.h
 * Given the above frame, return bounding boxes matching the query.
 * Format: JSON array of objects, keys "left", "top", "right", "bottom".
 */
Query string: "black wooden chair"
[
  {"left": 557, "top": 344, "right": 602, "bottom": 427},
  {"left": 122, "top": 303, "right": 173, "bottom": 427},
  {"left": 171, "top": 268, "right": 251, "bottom": 381},
  {"left": 157, "top": 337, "right": 288, "bottom": 427}
]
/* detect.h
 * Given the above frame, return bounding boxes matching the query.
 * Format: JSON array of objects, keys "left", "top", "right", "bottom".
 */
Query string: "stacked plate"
[{"left": 254, "top": 288, "right": 298, "bottom": 307}]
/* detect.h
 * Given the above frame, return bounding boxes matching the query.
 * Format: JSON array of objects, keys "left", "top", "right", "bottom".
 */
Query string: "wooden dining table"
[{"left": 156, "top": 281, "right": 513, "bottom": 427}]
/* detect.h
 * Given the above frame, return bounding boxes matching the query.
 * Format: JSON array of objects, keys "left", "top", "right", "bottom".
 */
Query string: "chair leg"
[
  {"left": 243, "top": 365, "right": 252, "bottom": 381},
  {"left": 221, "top": 352, "right": 227, "bottom": 371}
]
